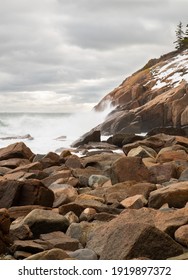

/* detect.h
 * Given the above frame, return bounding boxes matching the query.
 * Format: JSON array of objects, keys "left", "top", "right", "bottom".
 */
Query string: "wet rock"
[{"left": 71, "top": 130, "right": 101, "bottom": 148}]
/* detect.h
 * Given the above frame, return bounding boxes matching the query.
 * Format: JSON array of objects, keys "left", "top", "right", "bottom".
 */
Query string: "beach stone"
[
  {"left": 0, "top": 208, "right": 11, "bottom": 254},
  {"left": 0, "top": 158, "right": 30, "bottom": 169},
  {"left": 7, "top": 162, "right": 43, "bottom": 174},
  {"left": 67, "top": 221, "right": 99, "bottom": 247},
  {"left": 127, "top": 145, "right": 157, "bottom": 159},
  {"left": 65, "top": 155, "right": 82, "bottom": 169},
  {"left": 81, "top": 152, "right": 122, "bottom": 172},
  {"left": 148, "top": 181, "right": 188, "bottom": 209},
  {"left": 110, "top": 157, "right": 151, "bottom": 184},
  {"left": 148, "top": 162, "right": 177, "bottom": 184},
  {"left": 0, "top": 179, "right": 54, "bottom": 208},
  {"left": 50, "top": 183, "right": 78, "bottom": 201},
  {"left": 64, "top": 211, "right": 79, "bottom": 224},
  {"left": 110, "top": 133, "right": 143, "bottom": 147},
  {"left": 88, "top": 175, "right": 109, "bottom": 188},
  {"left": 79, "top": 208, "right": 97, "bottom": 221},
  {"left": 120, "top": 194, "right": 147, "bottom": 209},
  {"left": 42, "top": 169, "right": 71, "bottom": 187},
  {"left": 11, "top": 240, "right": 45, "bottom": 254},
  {"left": 59, "top": 203, "right": 85, "bottom": 216},
  {"left": 39, "top": 152, "right": 60, "bottom": 168},
  {"left": 21, "top": 209, "right": 69, "bottom": 237},
  {"left": 0, "top": 180, "right": 22, "bottom": 208},
  {"left": 88, "top": 207, "right": 188, "bottom": 252},
  {"left": 69, "top": 248, "right": 98, "bottom": 260},
  {"left": 40, "top": 231, "right": 79, "bottom": 251},
  {"left": 167, "top": 252, "right": 188, "bottom": 260},
  {"left": 10, "top": 222, "right": 33, "bottom": 240},
  {"left": 72, "top": 167, "right": 103, "bottom": 187},
  {"left": 174, "top": 225, "right": 188, "bottom": 247},
  {"left": 0, "top": 167, "right": 11, "bottom": 176},
  {"left": 25, "top": 248, "right": 70, "bottom": 260},
  {"left": 0, "top": 142, "right": 34, "bottom": 161},
  {"left": 8, "top": 205, "right": 51, "bottom": 220},
  {"left": 107, "top": 182, "right": 156, "bottom": 200},
  {"left": 20, "top": 179, "right": 54, "bottom": 207},
  {"left": 156, "top": 149, "right": 188, "bottom": 163},
  {"left": 99, "top": 222, "right": 183, "bottom": 260},
  {"left": 179, "top": 168, "right": 188, "bottom": 181},
  {"left": 71, "top": 130, "right": 101, "bottom": 148}
]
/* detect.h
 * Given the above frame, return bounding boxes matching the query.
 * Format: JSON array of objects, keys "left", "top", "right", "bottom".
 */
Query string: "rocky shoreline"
[{"left": 0, "top": 129, "right": 188, "bottom": 260}]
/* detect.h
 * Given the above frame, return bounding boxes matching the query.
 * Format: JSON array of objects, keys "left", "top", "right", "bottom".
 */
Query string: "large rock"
[
  {"left": 174, "top": 225, "right": 188, "bottom": 247},
  {"left": 99, "top": 222, "right": 183, "bottom": 260},
  {"left": 0, "top": 142, "right": 34, "bottom": 161},
  {"left": 0, "top": 179, "right": 54, "bottom": 208},
  {"left": 0, "top": 208, "right": 11, "bottom": 254},
  {"left": 19, "top": 209, "right": 69, "bottom": 237},
  {"left": 86, "top": 207, "right": 188, "bottom": 255},
  {"left": 71, "top": 130, "right": 101, "bottom": 148},
  {"left": 148, "top": 181, "right": 188, "bottom": 209},
  {"left": 110, "top": 157, "right": 151, "bottom": 184},
  {"left": 25, "top": 248, "right": 70, "bottom": 260}
]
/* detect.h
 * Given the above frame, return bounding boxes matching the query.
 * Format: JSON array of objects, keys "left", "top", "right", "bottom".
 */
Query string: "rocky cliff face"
[{"left": 94, "top": 49, "right": 188, "bottom": 135}]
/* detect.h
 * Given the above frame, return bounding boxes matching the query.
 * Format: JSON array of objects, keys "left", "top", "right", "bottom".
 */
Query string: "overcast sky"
[{"left": 0, "top": 0, "right": 187, "bottom": 113}]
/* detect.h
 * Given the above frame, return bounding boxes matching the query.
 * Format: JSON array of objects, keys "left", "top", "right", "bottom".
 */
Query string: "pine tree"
[
  {"left": 185, "top": 24, "right": 188, "bottom": 37},
  {"left": 174, "top": 21, "right": 184, "bottom": 50}
]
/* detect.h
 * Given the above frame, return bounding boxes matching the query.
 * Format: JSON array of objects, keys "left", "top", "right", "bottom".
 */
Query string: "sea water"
[{"left": 0, "top": 110, "right": 110, "bottom": 154}]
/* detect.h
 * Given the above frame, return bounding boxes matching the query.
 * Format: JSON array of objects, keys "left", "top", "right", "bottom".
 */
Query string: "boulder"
[
  {"left": 174, "top": 225, "right": 188, "bottom": 247},
  {"left": 69, "top": 248, "right": 98, "bottom": 260},
  {"left": 110, "top": 157, "right": 151, "bottom": 184},
  {"left": 0, "top": 142, "right": 34, "bottom": 161},
  {"left": 39, "top": 231, "right": 79, "bottom": 251},
  {"left": 39, "top": 152, "right": 60, "bottom": 168},
  {"left": 127, "top": 146, "right": 157, "bottom": 159},
  {"left": 148, "top": 162, "right": 177, "bottom": 184},
  {"left": 156, "top": 149, "right": 188, "bottom": 163},
  {"left": 20, "top": 209, "right": 69, "bottom": 237},
  {"left": 11, "top": 240, "right": 45, "bottom": 254},
  {"left": 0, "top": 158, "right": 30, "bottom": 169},
  {"left": 148, "top": 181, "right": 188, "bottom": 209},
  {"left": 120, "top": 194, "right": 147, "bottom": 209},
  {"left": 99, "top": 222, "right": 183, "bottom": 260},
  {"left": 65, "top": 155, "right": 82, "bottom": 169},
  {"left": 25, "top": 248, "right": 70, "bottom": 260},
  {"left": 71, "top": 130, "right": 101, "bottom": 148},
  {"left": 0, "top": 208, "right": 11, "bottom": 254}
]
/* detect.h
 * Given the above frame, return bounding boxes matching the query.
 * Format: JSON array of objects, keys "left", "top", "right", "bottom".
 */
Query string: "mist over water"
[{"left": 0, "top": 107, "right": 112, "bottom": 154}]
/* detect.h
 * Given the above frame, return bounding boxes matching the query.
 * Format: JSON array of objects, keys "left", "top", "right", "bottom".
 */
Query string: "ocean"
[{"left": 0, "top": 110, "right": 109, "bottom": 154}]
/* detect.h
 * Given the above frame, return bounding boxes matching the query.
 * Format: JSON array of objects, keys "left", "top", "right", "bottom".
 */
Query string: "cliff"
[{"left": 94, "top": 49, "right": 188, "bottom": 135}]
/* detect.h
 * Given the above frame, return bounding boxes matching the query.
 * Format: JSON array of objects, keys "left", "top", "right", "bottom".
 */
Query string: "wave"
[{"left": 0, "top": 106, "right": 112, "bottom": 154}]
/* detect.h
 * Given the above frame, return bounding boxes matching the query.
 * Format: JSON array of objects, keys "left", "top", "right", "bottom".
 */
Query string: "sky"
[{"left": 0, "top": 0, "right": 187, "bottom": 113}]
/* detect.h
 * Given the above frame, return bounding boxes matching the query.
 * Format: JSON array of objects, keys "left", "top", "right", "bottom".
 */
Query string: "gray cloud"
[{"left": 0, "top": 0, "right": 187, "bottom": 112}]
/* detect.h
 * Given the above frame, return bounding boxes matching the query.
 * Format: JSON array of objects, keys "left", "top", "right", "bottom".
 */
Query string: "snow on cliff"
[{"left": 151, "top": 50, "right": 188, "bottom": 90}]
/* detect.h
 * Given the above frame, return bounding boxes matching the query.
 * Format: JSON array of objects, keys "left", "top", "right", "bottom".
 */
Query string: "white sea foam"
[{"left": 0, "top": 105, "right": 112, "bottom": 154}]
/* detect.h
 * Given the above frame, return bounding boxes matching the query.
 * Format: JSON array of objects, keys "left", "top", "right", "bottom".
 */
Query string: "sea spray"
[{"left": 0, "top": 105, "right": 113, "bottom": 154}]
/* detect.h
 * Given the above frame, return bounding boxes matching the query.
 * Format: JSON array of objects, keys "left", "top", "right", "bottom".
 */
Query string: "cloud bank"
[{"left": 0, "top": 0, "right": 187, "bottom": 112}]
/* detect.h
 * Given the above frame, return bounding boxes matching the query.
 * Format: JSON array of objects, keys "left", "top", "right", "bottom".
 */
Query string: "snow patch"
[{"left": 151, "top": 50, "right": 188, "bottom": 90}]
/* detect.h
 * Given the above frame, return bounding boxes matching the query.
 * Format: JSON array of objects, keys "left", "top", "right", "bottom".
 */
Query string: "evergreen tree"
[
  {"left": 174, "top": 21, "right": 184, "bottom": 50},
  {"left": 185, "top": 24, "right": 188, "bottom": 37}
]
